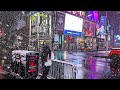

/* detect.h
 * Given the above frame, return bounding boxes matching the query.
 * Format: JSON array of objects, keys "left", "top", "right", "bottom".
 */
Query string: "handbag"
[
  {"left": 51, "top": 51, "right": 55, "bottom": 60},
  {"left": 44, "top": 52, "right": 53, "bottom": 66},
  {"left": 44, "top": 59, "right": 52, "bottom": 66}
]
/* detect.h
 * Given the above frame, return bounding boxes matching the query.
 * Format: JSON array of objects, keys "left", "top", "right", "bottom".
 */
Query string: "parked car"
[{"left": 108, "top": 48, "right": 120, "bottom": 60}]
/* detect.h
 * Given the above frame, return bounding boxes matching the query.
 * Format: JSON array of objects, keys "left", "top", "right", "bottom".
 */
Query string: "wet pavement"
[{"left": 54, "top": 50, "right": 120, "bottom": 79}]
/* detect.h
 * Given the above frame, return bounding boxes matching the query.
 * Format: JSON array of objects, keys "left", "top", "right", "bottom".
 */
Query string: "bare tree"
[{"left": 0, "top": 11, "right": 21, "bottom": 65}]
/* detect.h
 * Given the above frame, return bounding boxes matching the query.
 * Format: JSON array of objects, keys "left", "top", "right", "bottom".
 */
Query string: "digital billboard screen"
[
  {"left": 82, "top": 20, "right": 96, "bottom": 37},
  {"left": 93, "top": 11, "right": 98, "bottom": 22},
  {"left": 28, "top": 55, "right": 38, "bottom": 73},
  {"left": 114, "top": 35, "right": 120, "bottom": 45},
  {"left": 96, "top": 24, "right": 106, "bottom": 39},
  {"left": 64, "top": 13, "right": 83, "bottom": 36},
  {"left": 88, "top": 11, "right": 98, "bottom": 22},
  {"left": 100, "top": 16, "right": 106, "bottom": 25},
  {"left": 88, "top": 11, "right": 94, "bottom": 21}
]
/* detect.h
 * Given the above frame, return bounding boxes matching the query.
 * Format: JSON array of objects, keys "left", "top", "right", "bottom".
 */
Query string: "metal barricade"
[
  {"left": 38, "top": 59, "right": 77, "bottom": 79},
  {"left": 48, "top": 59, "right": 77, "bottom": 79}
]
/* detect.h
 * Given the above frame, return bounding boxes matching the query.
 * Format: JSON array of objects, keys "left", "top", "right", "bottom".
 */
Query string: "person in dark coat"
[{"left": 40, "top": 45, "right": 51, "bottom": 79}]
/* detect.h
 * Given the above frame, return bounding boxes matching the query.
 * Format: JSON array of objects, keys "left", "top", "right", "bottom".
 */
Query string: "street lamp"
[{"left": 106, "top": 11, "right": 109, "bottom": 52}]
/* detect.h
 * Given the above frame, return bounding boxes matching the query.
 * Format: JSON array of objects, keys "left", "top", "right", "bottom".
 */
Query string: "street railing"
[{"left": 39, "top": 59, "right": 77, "bottom": 79}]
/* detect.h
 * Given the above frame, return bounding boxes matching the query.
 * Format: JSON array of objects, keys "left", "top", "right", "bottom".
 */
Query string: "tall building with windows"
[{"left": 29, "top": 11, "right": 54, "bottom": 51}]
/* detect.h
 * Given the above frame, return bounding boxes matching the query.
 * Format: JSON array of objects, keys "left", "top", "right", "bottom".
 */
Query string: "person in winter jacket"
[{"left": 40, "top": 45, "right": 51, "bottom": 79}]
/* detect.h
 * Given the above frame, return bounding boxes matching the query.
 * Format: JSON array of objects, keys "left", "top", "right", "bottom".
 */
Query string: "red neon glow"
[
  {"left": 29, "top": 61, "right": 36, "bottom": 66},
  {"left": 28, "top": 69, "right": 37, "bottom": 72}
]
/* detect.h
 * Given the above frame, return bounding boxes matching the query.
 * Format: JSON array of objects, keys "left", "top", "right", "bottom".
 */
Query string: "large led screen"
[
  {"left": 96, "top": 24, "right": 106, "bottom": 39},
  {"left": 82, "top": 20, "right": 96, "bottom": 37},
  {"left": 88, "top": 11, "right": 98, "bottom": 22},
  {"left": 93, "top": 11, "right": 98, "bottom": 22},
  {"left": 88, "top": 11, "right": 94, "bottom": 21},
  {"left": 64, "top": 13, "right": 83, "bottom": 36},
  {"left": 114, "top": 35, "right": 120, "bottom": 45}
]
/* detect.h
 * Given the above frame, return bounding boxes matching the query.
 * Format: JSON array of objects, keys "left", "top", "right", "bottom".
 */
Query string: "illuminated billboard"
[
  {"left": 88, "top": 11, "right": 98, "bottom": 22},
  {"left": 93, "top": 11, "right": 98, "bottom": 22},
  {"left": 88, "top": 11, "right": 94, "bottom": 21},
  {"left": 82, "top": 20, "right": 96, "bottom": 37},
  {"left": 114, "top": 35, "right": 120, "bottom": 45},
  {"left": 64, "top": 13, "right": 83, "bottom": 36},
  {"left": 100, "top": 16, "right": 106, "bottom": 25},
  {"left": 96, "top": 24, "right": 106, "bottom": 39}
]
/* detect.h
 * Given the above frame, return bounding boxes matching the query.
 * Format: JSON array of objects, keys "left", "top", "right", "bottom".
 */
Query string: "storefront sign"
[
  {"left": 56, "top": 12, "right": 65, "bottom": 32},
  {"left": 64, "top": 30, "right": 82, "bottom": 36},
  {"left": 66, "top": 36, "right": 74, "bottom": 42}
]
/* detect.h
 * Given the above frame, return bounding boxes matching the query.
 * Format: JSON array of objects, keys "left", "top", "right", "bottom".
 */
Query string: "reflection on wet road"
[{"left": 54, "top": 51, "right": 113, "bottom": 79}]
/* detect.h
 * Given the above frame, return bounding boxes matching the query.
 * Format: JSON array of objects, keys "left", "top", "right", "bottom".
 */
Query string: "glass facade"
[{"left": 29, "top": 11, "right": 52, "bottom": 51}]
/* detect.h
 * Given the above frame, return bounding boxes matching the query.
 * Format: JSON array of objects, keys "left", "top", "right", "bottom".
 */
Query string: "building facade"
[{"left": 28, "top": 11, "right": 54, "bottom": 51}]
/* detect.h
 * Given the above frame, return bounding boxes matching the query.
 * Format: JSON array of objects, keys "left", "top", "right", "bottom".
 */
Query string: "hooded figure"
[{"left": 40, "top": 45, "right": 51, "bottom": 79}]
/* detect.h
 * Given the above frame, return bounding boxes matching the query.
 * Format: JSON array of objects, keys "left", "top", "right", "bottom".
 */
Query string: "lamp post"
[{"left": 106, "top": 11, "right": 109, "bottom": 52}]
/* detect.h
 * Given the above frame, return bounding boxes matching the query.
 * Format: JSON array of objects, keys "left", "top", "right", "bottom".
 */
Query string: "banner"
[{"left": 56, "top": 12, "right": 65, "bottom": 32}]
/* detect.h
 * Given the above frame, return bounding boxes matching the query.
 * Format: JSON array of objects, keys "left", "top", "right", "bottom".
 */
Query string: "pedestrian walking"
[{"left": 40, "top": 45, "right": 54, "bottom": 79}]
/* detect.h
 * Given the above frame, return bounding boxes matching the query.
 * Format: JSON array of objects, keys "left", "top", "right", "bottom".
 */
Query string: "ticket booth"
[{"left": 12, "top": 50, "right": 39, "bottom": 79}]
